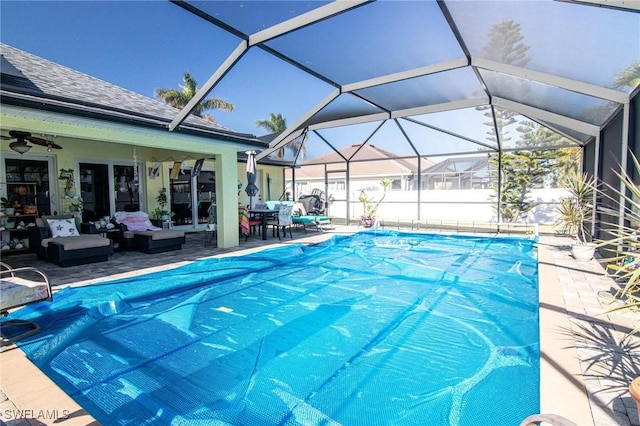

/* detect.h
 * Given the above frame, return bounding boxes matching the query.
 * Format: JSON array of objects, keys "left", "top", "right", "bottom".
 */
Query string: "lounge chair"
[
  {"left": 1, "top": 262, "right": 52, "bottom": 350},
  {"left": 113, "top": 211, "right": 185, "bottom": 254},
  {"left": 292, "top": 201, "right": 331, "bottom": 232}
]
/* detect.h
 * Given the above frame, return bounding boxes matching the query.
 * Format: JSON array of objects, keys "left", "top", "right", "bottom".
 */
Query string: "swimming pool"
[{"left": 13, "top": 230, "right": 539, "bottom": 425}]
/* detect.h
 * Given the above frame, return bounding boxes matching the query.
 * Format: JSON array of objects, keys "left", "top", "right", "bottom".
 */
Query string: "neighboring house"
[
  {"left": 287, "top": 143, "right": 433, "bottom": 197},
  {"left": 421, "top": 156, "right": 490, "bottom": 190},
  {"left": 0, "top": 43, "right": 287, "bottom": 249}
]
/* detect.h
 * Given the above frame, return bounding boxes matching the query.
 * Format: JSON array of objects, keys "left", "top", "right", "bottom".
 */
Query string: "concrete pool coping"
[{"left": 1, "top": 230, "right": 638, "bottom": 425}]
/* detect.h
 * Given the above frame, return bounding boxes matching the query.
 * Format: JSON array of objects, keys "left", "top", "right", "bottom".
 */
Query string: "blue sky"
[
  {"left": 1, "top": 1, "right": 637, "bottom": 160},
  {"left": 0, "top": 0, "right": 327, "bottom": 137}
]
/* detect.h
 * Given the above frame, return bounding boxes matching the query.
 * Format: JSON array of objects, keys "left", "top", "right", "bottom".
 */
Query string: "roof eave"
[{"left": 0, "top": 88, "right": 266, "bottom": 149}]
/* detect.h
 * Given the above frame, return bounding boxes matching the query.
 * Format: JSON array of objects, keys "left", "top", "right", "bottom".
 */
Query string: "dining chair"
[{"left": 268, "top": 204, "right": 293, "bottom": 240}]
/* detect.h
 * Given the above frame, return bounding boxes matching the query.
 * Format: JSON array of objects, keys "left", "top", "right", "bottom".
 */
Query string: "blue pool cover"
[{"left": 12, "top": 231, "right": 540, "bottom": 425}]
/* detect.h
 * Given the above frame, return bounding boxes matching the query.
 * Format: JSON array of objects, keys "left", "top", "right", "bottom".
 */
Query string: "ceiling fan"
[{"left": 1, "top": 130, "right": 62, "bottom": 153}]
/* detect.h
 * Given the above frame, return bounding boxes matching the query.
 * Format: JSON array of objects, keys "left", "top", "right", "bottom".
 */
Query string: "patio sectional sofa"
[
  {"left": 28, "top": 211, "right": 185, "bottom": 266},
  {"left": 28, "top": 215, "right": 113, "bottom": 267}
]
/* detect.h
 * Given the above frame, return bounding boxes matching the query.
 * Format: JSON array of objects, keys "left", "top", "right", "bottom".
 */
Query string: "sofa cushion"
[
  {"left": 134, "top": 230, "right": 185, "bottom": 241},
  {"left": 0, "top": 276, "right": 51, "bottom": 312},
  {"left": 47, "top": 218, "right": 80, "bottom": 238},
  {"left": 47, "top": 235, "right": 111, "bottom": 250}
]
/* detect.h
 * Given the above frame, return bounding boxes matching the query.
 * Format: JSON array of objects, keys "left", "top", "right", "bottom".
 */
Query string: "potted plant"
[
  {"left": 156, "top": 187, "right": 172, "bottom": 220},
  {"left": 149, "top": 188, "right": 174, "bottom": 227},
  {"left": 555, "top": 171, "right": 597, "bottom": 261},
  {"left": 1, "top": 194, "right": 17, "bottom": 215},
  {"left": 59, "top": 168, "right": 75, "bottom": 197},
  {"left": 358, "top": 178, "right": 393, "bottom": 228},
  {"left": 207, "top": 202, "right": 216, "bottom": 230},
  {"left": 69, "top": 196, "right": 84, "bottom": 213},
  {"left": 591, "top": 153, "right": 640, "bottom": 421}
]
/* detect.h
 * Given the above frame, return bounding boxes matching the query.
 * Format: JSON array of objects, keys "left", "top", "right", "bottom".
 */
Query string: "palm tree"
[
  {"left": 614, "top": 62, "right": 640, "bottom": 90},
  {"left": 255, "top": 113, "right": 306, "bottom": 160},
  {"left": 255, "top": 112, "right": 287, "bottom": 134},
  {"left": 155, "top": 71, "right": 233, "bottom": 123}
]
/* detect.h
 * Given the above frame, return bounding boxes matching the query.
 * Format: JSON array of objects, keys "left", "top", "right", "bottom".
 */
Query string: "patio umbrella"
[{"left": 245, "top": 151, "right": 259, "bottom": 209}]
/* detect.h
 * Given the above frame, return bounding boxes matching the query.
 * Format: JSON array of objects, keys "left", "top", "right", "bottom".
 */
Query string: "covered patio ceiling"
[{"left": 168, "top": 0, "right": 639, "bottom": 164}]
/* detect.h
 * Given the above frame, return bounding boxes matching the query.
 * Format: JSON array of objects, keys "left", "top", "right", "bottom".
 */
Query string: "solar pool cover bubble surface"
[{"left": 14, "top": 231, "right": 540, "bottom": 425}]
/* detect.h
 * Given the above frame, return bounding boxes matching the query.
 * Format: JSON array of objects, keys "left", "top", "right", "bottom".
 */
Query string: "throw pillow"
[
  {"left": 47, "top": 218, "right": 79, "bottom": 238},
  {"left": 41, "top": 214, "right": 74, "bottom": 234}
]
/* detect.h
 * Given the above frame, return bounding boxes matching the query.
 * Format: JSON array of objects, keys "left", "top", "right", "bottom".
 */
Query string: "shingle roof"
[
  {"left": 294, "top": 143, "right": 432, "bottom": 179},
  {"left": 0, "top": 42, "right": 258, "bottom": 141}
]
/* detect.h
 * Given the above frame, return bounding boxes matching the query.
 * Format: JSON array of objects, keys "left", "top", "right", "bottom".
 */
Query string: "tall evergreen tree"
[
  {"left": 483, "top": 20, "right": 531, "bottom": 67},
  {"left": 481, "top": 20, "right": 580, "bottom": 222}
]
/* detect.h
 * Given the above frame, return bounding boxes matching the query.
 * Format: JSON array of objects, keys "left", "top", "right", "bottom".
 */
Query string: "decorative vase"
[
  {"left": 571, "top": 243, "right": 596, "bottom": 261},
  {"left": 65, "top": 189, "right": 76, "bottom": 198},
  {"left": 361, "top": 217, "right": 376, "bottom": 228},
  {"left": 4, "top": 208, "right": 15, "bottom": 215}
]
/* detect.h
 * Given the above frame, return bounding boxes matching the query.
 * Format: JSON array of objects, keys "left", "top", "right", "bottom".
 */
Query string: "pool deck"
[{"left": 1, "top": 225, "right": 639, "bottom": 426}]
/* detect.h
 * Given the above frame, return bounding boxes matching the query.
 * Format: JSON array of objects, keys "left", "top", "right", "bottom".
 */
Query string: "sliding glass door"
[
  {"left": 169, "top": 165, "right": 216, "bottom": 227},
  {"left": 79, "top": 163, "right": 109, "bottom": 221},
  {"left": 79, "top": 161, "right": 143, "bottom": 217}
]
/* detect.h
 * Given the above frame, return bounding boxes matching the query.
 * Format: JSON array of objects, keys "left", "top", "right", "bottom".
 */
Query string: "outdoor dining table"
[{"left": 248, "top": 208, "right": 277, "bottom": 240}]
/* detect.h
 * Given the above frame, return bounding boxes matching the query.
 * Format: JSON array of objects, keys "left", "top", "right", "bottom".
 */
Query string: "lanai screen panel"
[
  {"left": 352, "top": 121, "right": 418, "bottom": 159},
  {"left": 447, "top": 0, "right": 640, "bottom": 91},
  {"left": 313, "top": 122, "right": 386, "bottom": 158},
  {"left": 183, "top": 1, "right": 330, "bottom": 34},
  {"left": 481, "top": 70, "right": 621, "bottom": 127},
  {"left": 399, "top": 119, "right": 497, "bottom": 157},
  {"left": 353, "top": 68, "right": 485, "bottom": 112},
  {"left": 264, "top": 1, "right": 465, "bottom": 85},
  {"left": 408, "top": 108, "right": 499, "bottom": 151},
  {"left": 306, "top": 93, "right": 387, "bottom": 128},
  {"left": 537, "top": 121, "right": 592, "bottom": 146}
]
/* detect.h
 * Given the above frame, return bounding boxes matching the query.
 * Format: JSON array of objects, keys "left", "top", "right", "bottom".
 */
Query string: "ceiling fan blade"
[
  {"left": 25, "top": 136, "right": 50, "bottom": 146},
  {"left": 4, "top": 130, "right": 62, "bottom": 150},
  {"left": 8, "top": 130, "right": 31, "bottom": 139},
  {"left": 0, "top": 135, "right": 12, "bottom": 140}
]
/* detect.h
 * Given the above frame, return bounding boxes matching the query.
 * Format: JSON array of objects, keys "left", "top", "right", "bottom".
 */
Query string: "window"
[{"left": 328, "top": 180, "right": 345, "bottom": 191}]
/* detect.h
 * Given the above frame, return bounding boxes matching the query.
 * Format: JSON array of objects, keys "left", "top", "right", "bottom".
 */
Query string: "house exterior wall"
[{"left": 1, "top": 109, "right": 266, "bottom": 249}]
